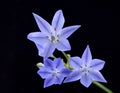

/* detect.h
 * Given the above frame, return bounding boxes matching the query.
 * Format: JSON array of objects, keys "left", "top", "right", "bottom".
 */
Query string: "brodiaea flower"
[
  {"left": 27, "top": 10, "right": 81, "bottom": 59},
  {"left": 37, "top": 58, "right": 71, "bottom": 88},
  {"left": 64, "top": 45, "right": 107, "bottom": 87}
]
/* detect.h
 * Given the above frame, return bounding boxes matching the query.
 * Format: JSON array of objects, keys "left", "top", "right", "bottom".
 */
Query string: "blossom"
[
  {"left": 64, "top": 45, "right": 107, "bottom": 87},
  {"left": 37, "top": 58, "right": 71, "bottom": 88},
  {"left": 27, "top": 10, "right": 81, "bottom": 59}
]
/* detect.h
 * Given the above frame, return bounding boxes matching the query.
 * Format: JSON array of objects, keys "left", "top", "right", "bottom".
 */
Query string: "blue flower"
[
  {"left": 64, "top": 45, "right": 107, "bottom": 87},
  {"left": 27, "top": 10, "right": 81, "bottom": 59},
  {"left": 37, "top": 58, "right": 71, "bottom": 88}
]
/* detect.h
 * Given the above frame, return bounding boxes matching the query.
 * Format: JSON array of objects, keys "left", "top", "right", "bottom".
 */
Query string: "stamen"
[{"left": 51, "top": 36, "right": 59, "bottom": 43}]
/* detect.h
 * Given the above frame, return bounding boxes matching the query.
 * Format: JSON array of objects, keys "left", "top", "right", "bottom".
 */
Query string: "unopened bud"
[{"left": 36, "top": 62, "right": 44, "bottom": 69}]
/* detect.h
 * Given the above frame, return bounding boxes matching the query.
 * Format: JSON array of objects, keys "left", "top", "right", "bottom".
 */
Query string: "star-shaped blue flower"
[
  {"left": 64, "top": 45, "right": 107, "bottom": 87},
  {"left": 27, "top": 10, "right": 81, "bottom": 59},
  {"left": 37, "top": 58, "right": 71, "bottom": 88}
]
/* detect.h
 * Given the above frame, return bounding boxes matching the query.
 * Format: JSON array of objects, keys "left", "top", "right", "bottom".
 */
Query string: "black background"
[{"left": 1, "top": 0, "right": 119, "bottom": 93}]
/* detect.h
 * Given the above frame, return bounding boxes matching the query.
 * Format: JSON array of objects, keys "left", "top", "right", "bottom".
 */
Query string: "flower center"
[
  {"left": 81, "top": 65, "right": 89, "bottom": 73},
  {"left": 51, "top": 36, "right": 59, "bottom": 43},
  {"left": 47, "top": 27, "right": 60, "bottom": 44},
  {"left": 53, "top": 69, "right": 60, "bottom": 76}
]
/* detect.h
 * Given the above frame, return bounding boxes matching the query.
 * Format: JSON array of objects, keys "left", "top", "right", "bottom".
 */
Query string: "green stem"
[
  {"left": 61, "top": 51, "right": 73, "bottom": 70},
  {"left": 61, "top": 51, "right": 68, "bottom": 61},
  {"left": 61, "top": 51, "right": 70, "bottom": 65},
  {"left": 93, "top": 81, "right": 113, "bottom": 93}
]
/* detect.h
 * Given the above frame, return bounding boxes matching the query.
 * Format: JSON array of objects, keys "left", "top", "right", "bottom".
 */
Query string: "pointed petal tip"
[
  {"left": 86, "top": 45, "right": 91, "bottom": 53},
  {"left": 101, "top": 78, "right": 107, "bottom": 83},
  {"left": 43, "top": 85, "right": 47, "bottom": 88},
  {"left": 54, "top": 10, "right": 63, "bottom": 16},
  {"left": 78, "top": 25, "right": 81, "bottom": 28},
  {"left": 32, "top": 12, "right": 35, "bottom": 15},
  {"left": 73, "top": 25, "right": 81, "bottom": 29},
  {"left": 84, "top": 84, "right": 90, "bottom": 88},
  {"left": 27, "top": 33, "right": 30, "bottom": 39},
  {"left": 57, "top": 9, "right": 63, "bottom": 13},
  {"left": 76, "top": 25, "right": 81, "bottom": 29},
  {"left": 43, "top": 83, "right": 51, "bottom": 88},
  {"left": 86, "top": 45, "right": 90, "bottom": 49},
  {"left": 104, "top": 80, "right": 107, "bottom": 83},
  {"left": 85, "top": 45, "right": 91, "bottom": 52},
  {"left": 32, "top": 12, "right": 41, "bottom": 19},
  {"left": 63, "top": 79, "right": 70, "bottom": 83},
  {"left": 63, "top": 76, "right": 74, "bottom": 83},
  {"left": 37, "top": 70, "right": 40, "bottom": 74},
  {"left": 72, "top": 25, "right": 81, "bottom": 30},
  {"left": 32, "top": 12, "right": 36, "bottom": 16},
  {"left": 27, "top": 33, "right": 32, "bottom": 40},
  {"left": 81, "top": 80, "right": 91, "bottom": 88},
  {"left": 32, "top": 12, "right": 39, "bottom": 19},
  {"left": 63, "top": 80, "right": 67, "bottom": 83}
]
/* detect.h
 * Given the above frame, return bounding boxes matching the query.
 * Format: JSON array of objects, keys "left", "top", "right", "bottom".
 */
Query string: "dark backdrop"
[{"left": 1, "top": 0, "right": 119, "bottom": 93}]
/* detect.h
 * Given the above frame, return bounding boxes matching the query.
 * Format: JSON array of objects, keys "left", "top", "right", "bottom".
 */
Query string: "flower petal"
[
  {"left": 35, "top": 43, "right": 44, "bottom": 54},
  {"left": 61, "top": 68, "right": 72, "bottom": 77},
  {"left": 27, "top": 32, "right": 48, "bottom": 44},
  {"left": 82, "top": 45, "right": 92, "bottom": 65},
  {"left": 54, "top": 58, "right": 64, "bottom": 70},
  {"left": 27, "top": 32, "right": 49, "bottom": 56},
  {"left": 89, "top": 70, "right": 107, "bottom": 83},
  {"left": 64, "top": 70, "right": 81, "bottom": 83},
  {"left": 80, "top": 73, "right": 92, "bottom": 87},
  {"left": 60, "top": 25, "right": 81, "bottom": 38},
  {"left": 39, "top": 42, "right": 56, "bottom": 59},
  {"left": 37, "top": 68, "right": 52, "bottom": 79},
  {"left": 32, "top": 13, "right": 51, "bottom": 35},
  {"left": 44, "top": 75, "right": 56, "bottom": 88},
  {"left": 56, "top": 38, "right": 71, "bottom": 51},
  {"left": 70, "top": 57, "right": 83, "bottom": 69},
  {"left": 54, "top": 74, "right": 64, "bottom": 85},
  {"left": 90, "top": 59, "right": 105, "bottom": 70},
  {"left": 52, "top": 10, "right": 65, "bottom": 30},
  {"left": 44, "top": 59, "right": 55, "bottom": 69}
]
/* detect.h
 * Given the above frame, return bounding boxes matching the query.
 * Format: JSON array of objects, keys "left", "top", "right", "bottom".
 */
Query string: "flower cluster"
[{"left": 27, "top": 10, "right": 107, "bottom": 88}]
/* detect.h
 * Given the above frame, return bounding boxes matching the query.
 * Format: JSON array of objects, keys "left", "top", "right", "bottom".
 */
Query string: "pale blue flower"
[
  {"left": 37, "top": 58, "right": 71, "bottom": 88},
  {"left": 27, "top": 10, "right": 81, "bottom": 59},
  {"left": 64, "top": 45, "right": 107, "bottom": 87}
]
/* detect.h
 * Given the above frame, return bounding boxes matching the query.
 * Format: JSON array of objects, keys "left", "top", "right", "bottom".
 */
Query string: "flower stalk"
[
  {"left": 93, "top": 81, "right": 113, "bottom": 93},
  {"left": 61, "top": 52, "right": 73, "bottom": 70}
]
